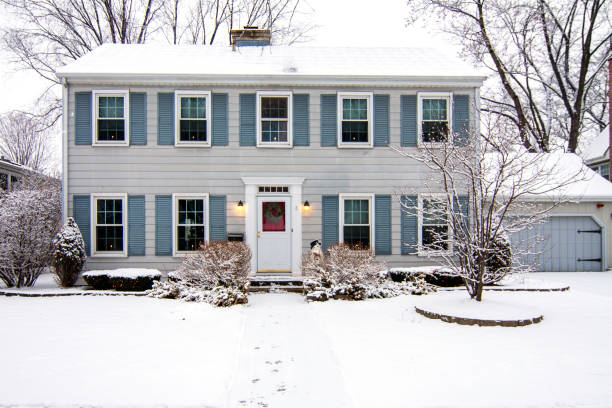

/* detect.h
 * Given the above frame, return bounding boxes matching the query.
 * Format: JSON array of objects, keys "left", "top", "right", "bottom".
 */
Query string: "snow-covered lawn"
[{"left": 1, "top": 272, "right": 612, "bottom": 408}]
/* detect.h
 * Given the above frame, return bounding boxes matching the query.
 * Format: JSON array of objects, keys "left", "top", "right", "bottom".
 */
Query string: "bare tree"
[
  {"left": 0, "top": 111, "right": 53, "bottom": 173},
  {"left": 392, "top": 114, "right": 583, "bottom": 301},
  {"left": 408, "top": 0, "right": 611, "bottom": 153}
]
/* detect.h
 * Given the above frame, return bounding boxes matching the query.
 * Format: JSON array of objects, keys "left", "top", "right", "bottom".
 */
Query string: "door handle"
[{"left": 257, "top": 232, "right": 261, "bottom": 237}]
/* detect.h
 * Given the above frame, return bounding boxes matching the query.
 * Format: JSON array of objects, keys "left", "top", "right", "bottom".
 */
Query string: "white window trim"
[
  {"left": 337, "top": 92, "right": 374, "bottom": 148},
  {"left": 92, "top": 90, "right": 130, "bottom": 146},
  {"left": 339, "top": 193, "right": 375, "bottom": 252},
  {"left": 256, "top": 91, "right": 293, "bottom": 148},
  {"left": 417, "top": 193, "right": 453, "bottom": 257},
  {"left": 417, "top": 92, "right": 453, "bottom": 147},
  {"left": 90, "top": 193, "right": 128, "bottom": 258},
  {"left": 174, "top": 90, "right": 212, "bottom": 147},
  {"left": 172, "top": 193, "right": 210, "bottom": 257}
]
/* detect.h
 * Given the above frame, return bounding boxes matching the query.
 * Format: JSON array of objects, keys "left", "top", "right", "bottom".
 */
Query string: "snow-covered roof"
[
  {"left": 582, "top": 125, "right": 609, "bottom": 164},
  {"left": 0, "top": 157, "right": 29, "bottom": 174},
  {"left": 56, "top": 44, "right": 487, "bottom": 85}
]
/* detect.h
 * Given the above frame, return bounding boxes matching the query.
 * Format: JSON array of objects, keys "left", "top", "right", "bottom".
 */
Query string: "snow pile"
[{"left": 53, "top": 217, "right": 87, "bottom": 287}]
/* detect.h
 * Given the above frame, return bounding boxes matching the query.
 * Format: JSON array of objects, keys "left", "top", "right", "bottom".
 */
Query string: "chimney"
[{"left": 230, "top": 26, "right": 271, "bottom": 50}]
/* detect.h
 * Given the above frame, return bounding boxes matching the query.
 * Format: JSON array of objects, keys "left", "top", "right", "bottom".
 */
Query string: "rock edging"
[{"left": 415, "top": 306, "right": 544, "bottom": 327}]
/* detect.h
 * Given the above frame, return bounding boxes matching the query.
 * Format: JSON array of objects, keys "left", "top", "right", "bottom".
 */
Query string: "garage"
[{"left": 510, "top": 216, "right": 604, "bottom": 272}]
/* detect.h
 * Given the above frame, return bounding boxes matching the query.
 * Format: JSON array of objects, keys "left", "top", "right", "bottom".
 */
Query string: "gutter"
[{"left": 62, "top": 78, "right": 68, "bottom": 222}]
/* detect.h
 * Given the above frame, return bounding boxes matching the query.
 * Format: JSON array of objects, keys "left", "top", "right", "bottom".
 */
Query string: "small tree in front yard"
[
  {"left": 0, "top": 174, "right": 62, "bottom": 287},
  {"left": 53, "top": 217, "right": 87, "bottom": 287},
  {"left": 393, "top": 116, "right": 582, "bottom": 301}
]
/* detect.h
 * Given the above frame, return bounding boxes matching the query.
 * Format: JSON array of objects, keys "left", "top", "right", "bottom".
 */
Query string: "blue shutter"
[
  {"left": 375, "top": 195, "right": 392, "bottom": 255},
  {"left": 75, "top": 92, "right": 92, "bottom": 145},
  {"left": 374, "top": 95, "right": 390, "bottom": 147},
  {"left": 400, "top": 95, "right": 417, "bottom": 147},
  {"left": 320, "top": 94, "right": 337, "bottom": 147},
  {"left": 157, "top": 93, "right": 174, "bottom": 145},
  {"left": 209, "top": 195, "right": 227, "bottom": 241},
  {"left": 212, "top": 93, "right": 229, "bottom": 146},
  {"left": 400, "top": 195, "right": 418, "bottom": 255},
  {"left": 155, "top": 195, "right": 172, "bottom": 255},
  {"left": 73, "top": 195, "right": 91, "bottom": 256},
  {"left": 293, "top": 94, "right": 310, "bottom": 146},
  {"left": 453, "top": 94, "right": 470, "bottom": 146},
  {"left": 322, "top": 195, "right": 339, "bottom": 250},
  {"left": 130, "top": 93, "right": 147, "bottom": 146},
  {"left": 128, "top": 195, "right": 145, "bottom": 256},
  {"left": 239, "top": 93, "right": 256, "bottom": 146}
]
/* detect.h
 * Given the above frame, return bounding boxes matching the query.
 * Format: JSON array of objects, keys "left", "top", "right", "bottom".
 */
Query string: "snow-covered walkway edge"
[{"left": 1, "top": 272, "right": 611, "bottom": 408}]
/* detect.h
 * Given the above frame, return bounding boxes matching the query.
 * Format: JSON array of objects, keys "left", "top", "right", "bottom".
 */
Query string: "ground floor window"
[
  {"left": 93, "top": 195, "right": 127, "bottom": 256},
  {"left": 340, "top": 194, "right": 373, "bottom": 249},
  {"left": 173, "top": 194, "right": 208, "bottom": 255},
  {"left": 419, "top": 195, "right": 451, "bottom": 253}
]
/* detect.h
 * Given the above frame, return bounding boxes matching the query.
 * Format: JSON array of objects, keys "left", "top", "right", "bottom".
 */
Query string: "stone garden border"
[{"left": 415, "top": 306, "right": 544, "bottom": 327}]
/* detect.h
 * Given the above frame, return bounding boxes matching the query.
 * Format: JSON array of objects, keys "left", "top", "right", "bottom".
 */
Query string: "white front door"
[{"left": 257, "top": 196, "right": 292, "bottom": 273}]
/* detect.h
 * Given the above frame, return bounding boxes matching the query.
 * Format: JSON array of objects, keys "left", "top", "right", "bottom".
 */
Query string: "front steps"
[{"left": 249, "top": 275, "right": 304, "bottom": 293}]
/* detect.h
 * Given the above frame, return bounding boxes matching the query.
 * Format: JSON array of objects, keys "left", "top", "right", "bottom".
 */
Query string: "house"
[
  {"left": 0, "top": 157, "right": 26, "bottom": 191},
  {"left": 583, "top": 125, "right": 610, "bottom": 180},
  {"left": 57, "top": 27, "right": 608, "bottom": 275}
]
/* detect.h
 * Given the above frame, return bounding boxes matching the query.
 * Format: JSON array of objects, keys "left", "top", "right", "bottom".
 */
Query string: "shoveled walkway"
[{"left": 227, "top": 293, "right": 353, "bottom": 408}]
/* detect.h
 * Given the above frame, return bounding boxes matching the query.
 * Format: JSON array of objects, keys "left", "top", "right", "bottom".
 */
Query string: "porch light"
[
  {"left": 303, "top": 201, "right": 311, "bottom": 211},
  {"left": 237, "top": 200, "right": 244, "bottom": 211}
]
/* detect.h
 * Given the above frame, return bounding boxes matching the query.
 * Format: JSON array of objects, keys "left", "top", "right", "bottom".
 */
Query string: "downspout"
[
  {"left": 62, "top": 77, "right": 68, "bottom": 222},
  {"left": 608, "top": 57, "right": 611, "bottom": 184}
]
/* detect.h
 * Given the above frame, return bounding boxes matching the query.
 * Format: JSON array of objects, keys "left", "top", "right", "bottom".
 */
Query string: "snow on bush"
[
  {"left": 82, "top": 269, "right": 162, "bottom": 291},
  {"left": 0, "top": 176, "right": 61, "bottom": 287},
  {"left": 147, "top": 241, "right": 251, "bottom": 307},
  {"left": 53, "top": 217, "right": 87, "bottom": 287},
  {"left": 302, "top": 244, "right": 434, "bottom": 301}
]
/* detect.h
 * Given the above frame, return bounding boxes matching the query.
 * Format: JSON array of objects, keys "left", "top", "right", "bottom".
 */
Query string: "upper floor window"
[
  {"left": 418, "top": 92, "right": 451, "bottom": 144},
  {"left": 93, "top": 90, "right": 129, "bottom": 146},
  {"left": 93, "top": 194, "right": 127, "bottom": 257},
  {"left": 595, "top": 163, "right": 610, "bottom": 180},
  {"left": 419, "top": 194, "right": 452, "bottom": 255},
  {"left": 340, "top": 194, "right": 373, "bottom": 249},
  {"left": 257, "top": 91, "right": 292, "bottom": 147},
  {"left": 175, "top": 91, "right": 211, "bottom": 147},
  {"left": 337, "top": 92, "right": 373, "bottom": 148}
]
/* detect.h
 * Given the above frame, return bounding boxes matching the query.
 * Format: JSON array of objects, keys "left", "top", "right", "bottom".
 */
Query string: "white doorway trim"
[{"left": 241, "top": 177, "right": 305, "bottom": 276}]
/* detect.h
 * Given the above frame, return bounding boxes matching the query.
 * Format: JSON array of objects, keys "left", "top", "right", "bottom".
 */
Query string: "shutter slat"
[
  {"left": 293, "top": 94, "right": 310, "bottom": 146},
  {"left": 209, "top": 195, "right": 227, "bottom": 241},
  {"left": 155, "top": 195, "right": 172, "bottom": 255},
  {"left": 73, "top": 195, "right": 91, "bottom": 256},
  {"left": 374, "top": 95, "right": 390, "bottom": 147},
  {"left": 453, "top": 94, "right": 470, "bottom": 146},
  {"left": 239, "top": 93, "right": 256, "bottom": 146},
  {"left": 212, "top": 93, "right": 229, "bottom": 146},
  {"left": 130, "top": 93, "right": 147, "bottom": 146},
  {"left": 128, "top": 195, "right": 145, "bottom": 256},
  {"left": 375, "top": 195, "right": 392, "bottom": 255},
  {"left": 157, "top": 93, "right": 174, "bottom": 145},
  {"left": 400, "top": 195, "right": 418, "bottom": 255},
  {"left": 320, "top": 94, "right": 337, "bottom": 147},
  {"left": 322, "top": 195, "right": 339, "bottom": 250},
  {"left": 75, "top": 92, "right": 92, "bottom": 145},
  {"left": 400, "top": 95, "right": 417, "bottom": 147}
]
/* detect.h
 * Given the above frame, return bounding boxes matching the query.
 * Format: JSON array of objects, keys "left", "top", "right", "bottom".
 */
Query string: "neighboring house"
[
  {"left": 0, "top": 156, "right": 26, "bottom": 191},
  {"left": 583, "top": 125, "right": 610, "bottom": 180}
]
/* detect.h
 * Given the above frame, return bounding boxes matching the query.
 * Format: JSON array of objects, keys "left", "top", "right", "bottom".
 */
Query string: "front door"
[{"left": 257, "top": 196, "right": 292, "bottom": 273}]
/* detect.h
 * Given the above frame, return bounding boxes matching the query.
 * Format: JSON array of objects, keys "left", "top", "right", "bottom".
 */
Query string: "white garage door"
[{"left": 510, "top": 216, "right": 603, "bottom": 272}]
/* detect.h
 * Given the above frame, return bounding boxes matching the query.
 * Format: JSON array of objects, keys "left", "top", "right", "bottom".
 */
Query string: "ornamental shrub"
[
  {"left": 82, "top": 269, "right": 162, "bottom": 291},
  {"left": 53, "top": 217, "right": 87, "bottom": 287},
  {"left": 474, "top": 234, "right": 512, "bottom": 284}
]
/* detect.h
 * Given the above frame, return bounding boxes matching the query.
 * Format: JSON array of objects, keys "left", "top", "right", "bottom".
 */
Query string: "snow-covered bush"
[
  {"left": 53, "top": 217, "right": 87, "bottom": 287},
  {"left": 147, "top": 241, "right": 251, "bottom": 306},
  {"left": 0, "top": 176, "right": 61, "bottom": 287},
  {"left": 82, "top": 269, "right": 161, "bottom": 291}
]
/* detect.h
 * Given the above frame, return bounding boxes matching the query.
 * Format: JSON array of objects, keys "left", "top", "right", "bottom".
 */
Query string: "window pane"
[
  {"left": 600, "top": 164, "right": 610, "bottom": 180},
  {"left": 262, "top": 201, "right": 286, "bottom": 232},
  {"left": 423, "top": 199, "right": 447, "bottom": 225},
  {"left": 98, "top": 119, "right": 125, "bottom": 141},
  {"left": 99, "top": 96, "right": 124, "bottom": 118},
  {"left": 261, "top": 97, "right": 288, "bottom": 119},
  {"left": 96, "top": 226, "right": 123, "bottom": 251},
  {"left": 341, "top": 121, "right": 368, "bottom": 143},
  {"left": 177, "top": 226, "right": 205, "bottom": 251},
  {"left": 344, "top": 199, "right": 369, "bottom": 225},
  {"left": 343, "top": 98, "right": 367, "bottom": 120},
  {"left": 261, "top": 121, "right": 288, "bottom": 142},
  {"left": 422, "top": 121, "right": 448, "bottom": 143},
  {"left": 422, "top": 225, "right": 449, "bottom": 251},
  {"left": 179, "top": 120, "right": 207, "bottom": 142},
  {"left": 343, "top": 226, "right": 370, "bottom": 249},
  {"left": 422, "top": 99, "right": 447, "bottom": 121},
  {"left": 178, "top": 199, "right": 204, "bottom": 227},
  {"left": 180, "top": 97, "right": 206, "bottom": 119}
]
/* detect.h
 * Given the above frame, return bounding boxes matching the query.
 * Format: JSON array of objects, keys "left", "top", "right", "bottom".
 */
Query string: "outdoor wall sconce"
[
  {"left": 303, "top": 201, "right": 311, "bottom": 211},
  {"left": 237, "top": 200, "right": 244, "bottom": 211},
  {"left": 596, "top": 203, "right": 604, "bottom": 209}
]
